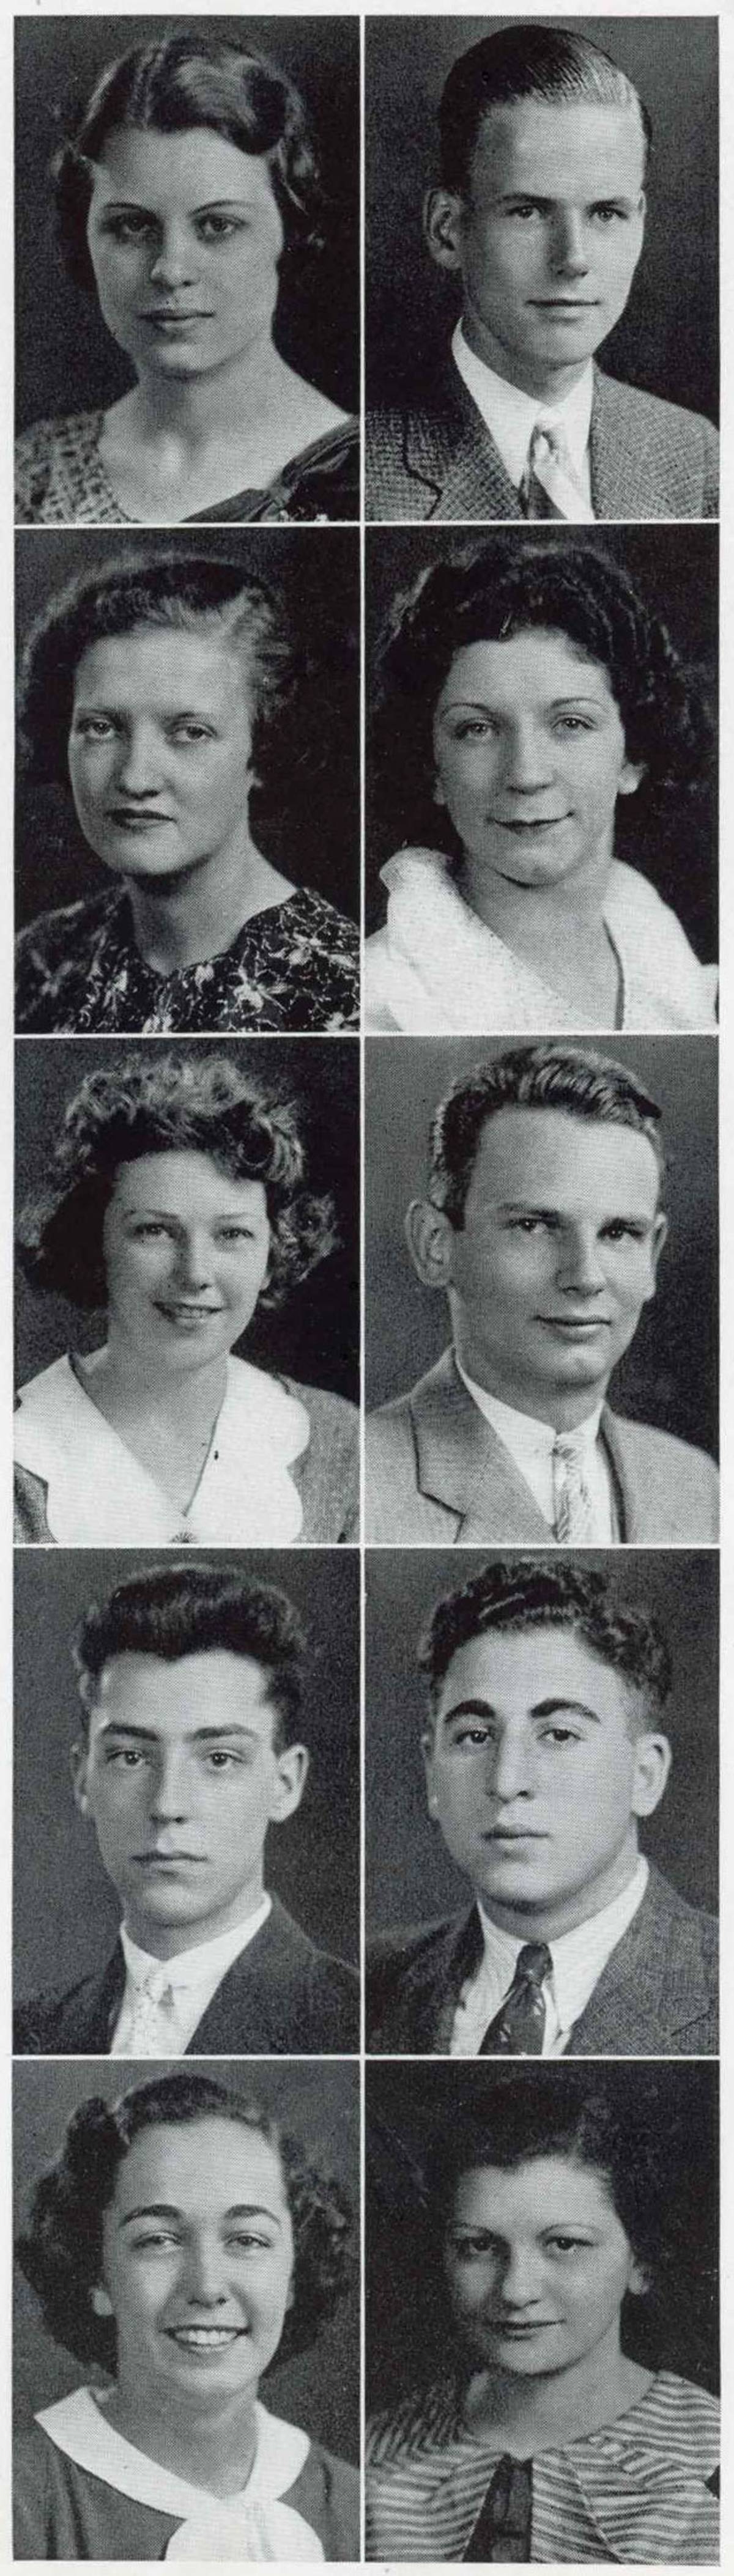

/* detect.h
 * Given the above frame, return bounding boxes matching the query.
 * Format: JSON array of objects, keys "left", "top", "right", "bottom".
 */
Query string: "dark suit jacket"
[
  {"left": 365, "top": 361, "right": 719, "bottom": 522},
  {"left": 14, "top": 1895, "right": 359, "bottom": 2056},
  {"left": 366, "top": 1348, "right": 719, "bottom": 1543},
  {"left": 367, "top": 1866, "right": 718, "bottom": 2056}
]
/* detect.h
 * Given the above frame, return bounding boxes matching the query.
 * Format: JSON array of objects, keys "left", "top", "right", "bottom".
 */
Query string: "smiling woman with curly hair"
[
  {"left": 14, "top": 1049, "right": 358, "bottom": 1545},
  {"left": 365, "top": 534, "right": 716, "bottom": 1035},
  {"left": 15, "top": 2069, "right": 359, "bottom": 2559}
]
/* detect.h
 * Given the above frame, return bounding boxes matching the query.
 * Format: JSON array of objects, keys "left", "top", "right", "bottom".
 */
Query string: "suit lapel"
[
  {"left": 411, "top": 1351, "right": 555, "bottom": 1541},
  {"left": 184, "top": 1901, "right": 309, "bottom": 2054},
  {"left": 567, "top": 1870, "right": 706, "bottom": 2054},
  {"left": 590, "top": 369, "right": 658, "bottom": 518},
  {"left": 387, "top": 1908, "right": 483, "bottom": 2051},
  {"left": 404, "top": 374, "right": 523, "bottom": 521}
]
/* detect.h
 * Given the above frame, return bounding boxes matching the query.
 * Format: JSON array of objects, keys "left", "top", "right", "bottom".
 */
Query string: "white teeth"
[{"left": 171, "top": 2328, "right": 240, "bottom": 2346}]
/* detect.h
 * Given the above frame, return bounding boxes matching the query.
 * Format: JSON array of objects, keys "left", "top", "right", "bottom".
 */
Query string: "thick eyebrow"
[
  {"left": 97, "top": 1720, "right": 264, "bottom": 1743},
  {"left": 97, "top": 195, "right": 259, "bottom": 216},
  {"left": 492, "top": 190, "right": 639, "bottom": 212},
  {"left": 117, "top": 1201, "right": 259, "bottom": 1220},
  {"left": 482, "top": 1199, "right": 653, "bottom": 1223},
  {"left": 442, "top": 1696, "right": 602, "bottom": 1726},
  {"left": 439, "top": 693, "right": 608, "bottom": 716},
  {"left": 118, "top": 2199, "right": 283, "bottom": 2229}
]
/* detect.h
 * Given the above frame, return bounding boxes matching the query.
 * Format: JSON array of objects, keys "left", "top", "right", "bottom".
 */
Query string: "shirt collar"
[
  {"left": 452, "top": 321, "right": 593, "bottom": 483},
  {"left": 119, "top": 1895, "right": 272, "bottom": 1994},
  {"left": 455, "top": 1364, "right": 604, "bottom": 1461},
  {"left": 477, "top": 1856, "right": 648, "bottom": 2034}
]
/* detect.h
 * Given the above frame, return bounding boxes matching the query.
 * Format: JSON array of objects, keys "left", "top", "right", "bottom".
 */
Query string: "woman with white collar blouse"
[
  {"left": 14, "top": 1049, "right": 358, "bottom": 1546},
  {"left": 365, "top": 536, "right": 717, "bottom": 1035},
  {"left": 15, "top": 2068, "right": 359, "bottom": 2559}
]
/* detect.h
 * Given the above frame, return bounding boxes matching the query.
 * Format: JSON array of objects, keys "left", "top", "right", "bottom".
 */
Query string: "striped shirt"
[{"left": 366, "top": 2371, "right": 719, "bottom": 2563}]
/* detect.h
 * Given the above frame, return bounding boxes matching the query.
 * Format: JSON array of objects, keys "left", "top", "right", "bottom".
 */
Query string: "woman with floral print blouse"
[{"left": 16, "top": 551, "right": 358, "bottom": 1035}]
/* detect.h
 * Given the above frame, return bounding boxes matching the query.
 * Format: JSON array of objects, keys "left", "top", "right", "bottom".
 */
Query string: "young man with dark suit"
[
  {"left": 366, "top": 23, "right": 718, "bottom": 522},
  {"left": 366, "top": 1043, "right": 719, "bottom": 1545},
  {"left": 14, "top": 1562, "right": 358, "bottom": 2055},
  {"left": 367, "top": 1558, "right": 717, "bottom": 2056}
]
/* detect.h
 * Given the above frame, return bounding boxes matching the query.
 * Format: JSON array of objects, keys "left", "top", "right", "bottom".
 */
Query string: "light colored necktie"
[
  {"left": 521, "top": 419, "right": 595, "bottom": 522},
  {"left": 124, "top": 1969, "right": 178, "bottom": 2055},
  {"left": 552, "top": 1432, "right": 596, "bottom": 1543}
]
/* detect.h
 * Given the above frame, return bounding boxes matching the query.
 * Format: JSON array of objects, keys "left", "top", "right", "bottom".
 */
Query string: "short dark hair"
[
  {"left": 19, "top": 552, "right": 298, "bottom": 800},
  {"left": 16, "top": 2070, "right": 353, "bottom": 2373},
  {"left": 424, "top": 2066, "right": 672, "bottom": 2287},
  {"left": 371, "top": 537, "right": 711, "bottom": 865},
  {"left": 420, "top": 1558, "right": 672, "bottom": 1732},
  {"left": 51, "top": 32, "right": 325, "bottom": 296},
  {"left": 427, "top": 1043, "right": 664, "bottom": 1230},
  {"left": 73, "top": 1562, "right": 308, "bottom": 1752},
  {"left": 439, "top": 25, "right": 650, "bottom": 197},
  {"left": 16, "top": 1049, "right": 336, "bottom": 1311}
]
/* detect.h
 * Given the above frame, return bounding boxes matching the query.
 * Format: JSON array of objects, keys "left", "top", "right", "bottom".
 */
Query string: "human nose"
[
  {"left": 555, "top": 1224, "right": 607, "bottom": 1296},
  {"left": 115, "top": 725, "right": 163, "bottom": 797},
  {"left": 149, "top": 223, "right": 198, "bottom": 288},
  {"left": 502, "top": 725, "right": 555, "bottom": 793},
  {"left": 182, "top": 2233, "right": 230, "bottom": 2306},
  {"left": 499, "top": 2245, "right": 544, "bottom": 2308},
  {"left": 173, "top": 1228, "right": 216, "bottom": 1291},
  {"left": 550, "top": 208, "right": 589, "bottom": 275},
  {"left": 489, "top": 1731, "right": 535, "bottom": 1804},
  {"left": 150, "top": 1751, "right": 191, "bottom": 1820}
]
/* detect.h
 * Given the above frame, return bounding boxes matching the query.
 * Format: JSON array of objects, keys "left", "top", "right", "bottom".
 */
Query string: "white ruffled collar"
[
  {"left": 377, "top": 847, "right": 620, "bottom": 1033},
  {"left": 14, "top": 1353, "right": 309, "bottom": 1545},
  {"left": 36, "top": 2387, "right": 324, "bottom": 2560}
]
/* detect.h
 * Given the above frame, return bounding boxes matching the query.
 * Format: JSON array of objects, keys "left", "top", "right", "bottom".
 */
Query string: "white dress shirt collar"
[
  {"left": 452, "top": 320, "right": 594, "bottom": 498},
  {"left": 454, "top": 1361, "right": 614, "bottom": 1540},
  {"left": 451, "top": 1858, "right": 648, "bottom": 2056},
  {"left": 111, "top": 1895, "right": 272, "bottom": 2056}
]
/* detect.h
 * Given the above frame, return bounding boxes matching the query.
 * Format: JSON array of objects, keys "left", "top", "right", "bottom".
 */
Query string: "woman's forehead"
[
  {"left": 450, "top": 2154, "right": 617, "bottom": 2225},
  {"left": 109, "top": 1150, "right": 269, "bottom": 1216},
  {"left": 87, "top": 121, "right": 279, "bottom": 215},
  {"left": 437, "top": 627, "right": 617, "bottom": 710},
  {"left": 109, "top": 2116, "right": 289, "bottom": 2216},
  {"left": 72, "top": 625, "right": 251, "bottom": 715}
]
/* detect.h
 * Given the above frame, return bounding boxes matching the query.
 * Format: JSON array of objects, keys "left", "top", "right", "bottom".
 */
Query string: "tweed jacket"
[
  {"left": 367, "top": 1866, "right": 718, "bottom": 2056},
  {"left": 366, "top": 1348, "right": 719, "bottom": 1544},
  {"left": 365, "top": 361, "right": 719, "bottom": 522},
  {"left": 14, "top": 1895, "right": 359, "bottom": 2056}
]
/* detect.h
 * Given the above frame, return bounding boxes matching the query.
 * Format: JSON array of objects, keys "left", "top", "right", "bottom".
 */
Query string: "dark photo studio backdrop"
[
  {"left": 366, "top": 2059, "right": 719, "bottom": 2413},
  {"left": 13, "top": 2054, "right": 360, "bottom": 2460},
  {"left": 365, "top": 1032, "right": 717, "bottom": 1457},
  {"left": 365, "top": 521, "right": 718, "bottom": 961},
  {"left": 15, "top": 14, "right": 360, "bottom": 430},
  {"left": 15, "top": 1035, "right": 360, "bottom": 1401},
  {"left": 365, "top": 1546, "right": 718, "bottom": 1934},
  {"left": 14, "top": 1546, "right": 360, "bottom": 2008},
  {"left": 365, "top": 15, "right": 718, "bottom": 423},
  {"left": 15, "top": 527, "right": 360, "bottom": 930}
]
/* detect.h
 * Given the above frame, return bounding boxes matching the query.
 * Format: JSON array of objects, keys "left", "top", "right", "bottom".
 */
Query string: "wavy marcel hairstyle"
[
  {"left": 419, "top": 1557, "right": 672, "bottom": 1736},
  {"left": 371, "top": 536, "right": 713, "bottom": 868},
  {"left": 16, "top": 2070, "right": 354, "bottom": 2373},
  {"left": 50, "top": 30, "right": 325, "bottom": 297},
  {"left": 15, "top": 1049, "right": 338, "bottom": 1311}
]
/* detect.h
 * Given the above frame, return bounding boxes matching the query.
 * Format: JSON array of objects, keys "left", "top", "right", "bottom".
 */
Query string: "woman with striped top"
[{"left": 366, "top": 2067, "right": 718, "bottom": 2562}]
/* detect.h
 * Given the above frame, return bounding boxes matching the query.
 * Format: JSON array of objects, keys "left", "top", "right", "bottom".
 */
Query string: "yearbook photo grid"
[{"left": 10, "top": 8, "right": 722, "bottom": 2566}]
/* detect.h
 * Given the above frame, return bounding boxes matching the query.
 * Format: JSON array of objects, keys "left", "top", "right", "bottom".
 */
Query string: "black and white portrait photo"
[
  {"left": 15, "top": 526, "right": 360, "bottom": 1035},
  {"left": 15, "top": 1546, "right": 360, "bottom": 2055},
  {"left": 16, "top": 15, "right": 360, "bottom": 525},
  {"left": 365, "top": 16, "right": 717, "bottom": 521}
]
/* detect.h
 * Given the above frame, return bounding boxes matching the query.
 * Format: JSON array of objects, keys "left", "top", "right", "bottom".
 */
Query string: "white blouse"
[
  {"left": 364, "top": 847, "right": 718, "bottom": 1034},
  {"left": 13, "top": 1352, "right": 310, "bottom": 1545},
  {"left": 35, "top": 2386, "right": 325, "bottom": 2560}
]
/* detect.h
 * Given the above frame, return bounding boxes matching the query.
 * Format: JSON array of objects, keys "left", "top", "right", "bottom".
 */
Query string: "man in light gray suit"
[
  {"left": 366, "top": 1044, "right": 718, "bottom": 1545},
  {"left": 367, "top": 1558, "right": 717, "bottom": 2056},
  {"left": 366, "top": 24, "right": 718, "bottom": 522}
]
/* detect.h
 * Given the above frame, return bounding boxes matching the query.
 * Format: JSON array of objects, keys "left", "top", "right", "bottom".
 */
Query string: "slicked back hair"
[
  {"left": 427, "top": 1044, "right": 664, "bottom": 1231},
  {"left": 439, "top": 24, "right": 650, "bottom": 197}
]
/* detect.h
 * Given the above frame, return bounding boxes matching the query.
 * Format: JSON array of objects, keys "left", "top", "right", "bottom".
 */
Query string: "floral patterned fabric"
[
  {"left": 15, "top": 410, "right": 359, "bottom": 525},
  {"left": 15, "top": 884, "right": 360, "bottom": 1033}
]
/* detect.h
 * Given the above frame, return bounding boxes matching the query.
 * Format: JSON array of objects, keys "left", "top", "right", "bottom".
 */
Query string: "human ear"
[
  {"left": 617, "top": 758, "right": 645, "bottom": 799},
  {"left": 91, "top": 2283, "right": 114, "bottom": 2318},
  {"left": 643, "top": 1210, "right": 668, "bottom": 1300},
  {"left": 269, "top": 1743, "right": 309, "bottom": 1825},
  {"left": 70, "top": 1740, "right": 90, "bottom": 1818},
  {"left": 631, "top": 1730, "right": 672, "bottom": 1818},
  {"left": 627, "top": 2253, "right": 651, "bottom": 2298},
  {"left": 406, "top": 1198, "right": 456, "bottom": 1290},
  {"left": 423, "top": 187, "right": 466, "bottom": 274}
]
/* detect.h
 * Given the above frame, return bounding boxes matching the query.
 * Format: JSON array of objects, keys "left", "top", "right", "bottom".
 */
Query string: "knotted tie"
[
  {"left": 552, "top": 1431, "right": 595, "bottom": 1544},
  {"left": 478, "top": 1942, "right": 552, "bottom": 2054},
  {"left": 521, "top": 419, "right": 595, "bottom": 522},
  {"left": 463, "top": 2457, "right": 533, "bottom": 2561},
  {"left": 124, "top": 1968, "right": 177, "bottom": 2055}
]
